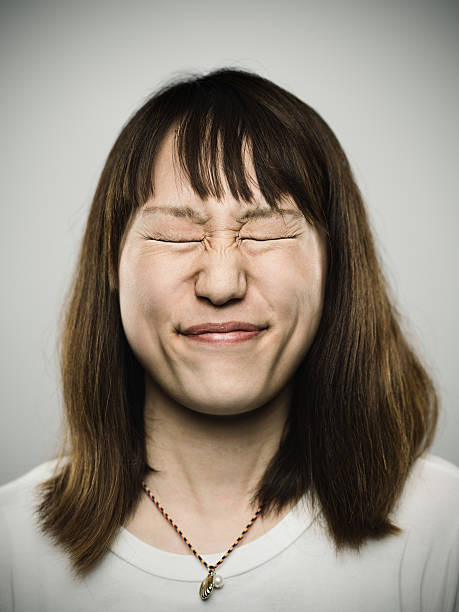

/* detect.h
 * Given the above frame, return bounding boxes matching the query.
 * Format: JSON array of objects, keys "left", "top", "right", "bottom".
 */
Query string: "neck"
[{"left": 143, "top": 377, "right": 292, "bottom": 517}]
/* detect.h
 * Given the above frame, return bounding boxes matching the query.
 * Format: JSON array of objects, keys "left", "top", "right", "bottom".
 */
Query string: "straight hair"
[{"left": 37, "top": 67, "right": 438, "bottom": 576}]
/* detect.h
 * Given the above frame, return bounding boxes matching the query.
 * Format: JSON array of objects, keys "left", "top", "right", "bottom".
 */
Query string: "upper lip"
[{"left": 181, "top": 321, "right": 266, "bottom": 335}]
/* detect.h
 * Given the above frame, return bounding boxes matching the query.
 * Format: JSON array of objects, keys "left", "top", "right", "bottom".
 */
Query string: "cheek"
[
  {"left": 260, "top": 246, "right": 326, "bottom": 318},
  {"left": 119, "top": 249, "right": 177, "bottom": 327},
  {"left": 298, "top": 231, "right": 327, "bottom": 306}
]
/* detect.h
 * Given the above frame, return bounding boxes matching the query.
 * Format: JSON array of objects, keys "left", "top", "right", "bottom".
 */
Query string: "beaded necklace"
[{"left": 140, "top": 471, "right": 263, "bottom": 600}]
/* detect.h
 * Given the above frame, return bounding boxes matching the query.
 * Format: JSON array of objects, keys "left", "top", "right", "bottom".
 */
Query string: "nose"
[{"left": 194, "top": 245, "right": 248, "bottom": 306}]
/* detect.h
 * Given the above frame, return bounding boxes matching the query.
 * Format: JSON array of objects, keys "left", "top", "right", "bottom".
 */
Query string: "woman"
[{"left": 1, "top": 67, "right": 458, "bottom": 611}]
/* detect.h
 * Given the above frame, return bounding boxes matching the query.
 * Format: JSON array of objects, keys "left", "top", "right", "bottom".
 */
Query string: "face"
[{"left": 118, "top": 131, "right": 327, "bottom": 416}]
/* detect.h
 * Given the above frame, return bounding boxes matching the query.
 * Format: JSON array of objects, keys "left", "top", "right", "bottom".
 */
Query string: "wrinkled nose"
[{"left": 194, "top": 247, "right": 247, "bottom": 306}]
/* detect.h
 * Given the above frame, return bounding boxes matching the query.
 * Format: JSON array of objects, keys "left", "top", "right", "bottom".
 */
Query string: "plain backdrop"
[{"left": 1, "top": 0, "right": 458, "bottom": 484}]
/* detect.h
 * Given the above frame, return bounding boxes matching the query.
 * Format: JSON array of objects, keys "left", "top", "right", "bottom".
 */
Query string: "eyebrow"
[
  {"left": 141, "top": 204, "right": 304, "bottom": 223},
  {"left": 239, "top": 208, "right": 304, "bottom": 221},
  {"left": 142, "top": 205, "right": 209, "bottom": 224}
]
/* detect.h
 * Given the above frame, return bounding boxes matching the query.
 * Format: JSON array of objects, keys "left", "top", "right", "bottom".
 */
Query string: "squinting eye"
[
  {"left": 241, "top": 236, "right": 297, "bottom": 242},
  {"left": 157, "top": 239, "right": 201, "bottom": 243},
  {"left": 145, "top": 233, "right": 297, "bottom": 244},
  {"left": 146, "top": 235, "right": 202, "bottom": 244}
]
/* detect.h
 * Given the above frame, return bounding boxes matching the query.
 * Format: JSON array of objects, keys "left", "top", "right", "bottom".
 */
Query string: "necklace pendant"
[
  {"left": 199, "top": 568, "right": 224, "bottom": 599},
  {"left": 199, "top": 568, "right": 216, "bottom": 600}
]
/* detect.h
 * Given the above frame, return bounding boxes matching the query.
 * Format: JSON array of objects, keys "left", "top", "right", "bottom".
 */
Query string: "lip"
[
  {"left": 181, "top": 321, "right": 266, "bottom": 335},
  {"left": 180, "top": 321, "right": 267, "bottom": 345}
]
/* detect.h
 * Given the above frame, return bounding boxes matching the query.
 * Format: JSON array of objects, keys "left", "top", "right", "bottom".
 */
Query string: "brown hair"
[{"left": 37, "top": 67, "right": 438, "bottom": 576}]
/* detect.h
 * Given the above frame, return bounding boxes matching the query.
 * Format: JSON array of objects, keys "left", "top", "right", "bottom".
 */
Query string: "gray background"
[{"left": 1, "top": 0, "right": 458, "bottom": 484}]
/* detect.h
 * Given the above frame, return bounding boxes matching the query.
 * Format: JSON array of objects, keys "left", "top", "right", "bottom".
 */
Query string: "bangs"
[
  {"left": 129, "top": 70, "right": 328, "bottom": 228},
  {"left": 172, "top": 95, "right": 285, "bottom": 211}
]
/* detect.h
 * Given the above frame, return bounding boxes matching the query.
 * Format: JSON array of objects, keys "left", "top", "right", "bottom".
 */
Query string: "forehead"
[{"left": 147, "top": 129, "right": 303, "bottom": 222}]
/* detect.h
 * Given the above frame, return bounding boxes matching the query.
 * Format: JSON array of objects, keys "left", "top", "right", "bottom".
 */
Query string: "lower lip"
[{"left": 183, "top": 330, "right": 263, "bottom": 344}]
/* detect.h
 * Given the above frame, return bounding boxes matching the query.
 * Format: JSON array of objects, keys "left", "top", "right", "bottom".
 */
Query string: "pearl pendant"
[{"left": 214, "top": 573, "right": 224, "bottom": 589}]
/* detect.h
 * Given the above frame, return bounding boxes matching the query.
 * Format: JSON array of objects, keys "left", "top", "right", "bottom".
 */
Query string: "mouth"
[{"left": 180, "top": 321, "right": 268, "bottom": 345}]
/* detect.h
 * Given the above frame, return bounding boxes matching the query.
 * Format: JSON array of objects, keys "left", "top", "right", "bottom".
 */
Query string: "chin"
[{"left": 184, "top": 395, "right": 265, "bottom": 417}]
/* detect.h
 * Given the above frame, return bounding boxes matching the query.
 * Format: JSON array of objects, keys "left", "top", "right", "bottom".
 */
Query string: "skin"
[{"left": 119, "top": 130, "right": 327, "bottom": 553}]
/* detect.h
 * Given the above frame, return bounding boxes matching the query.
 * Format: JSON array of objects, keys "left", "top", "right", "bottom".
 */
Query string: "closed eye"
[
  {"left": 241, "top": 236, "right": 297, "bottom": 242},
  {"left": 145, "top": 235, "right": 202, "bottom": 243},
  {"left": 144, "top": 234, "right": 297, "bottom": 243},
  {"left": 155, "top": 239, "right": 202, "bottom": 243}
]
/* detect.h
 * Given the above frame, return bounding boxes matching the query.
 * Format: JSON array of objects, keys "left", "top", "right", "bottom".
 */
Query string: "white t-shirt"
[{"left": 1, "top": 452, "right": 459, "bottom": 612}]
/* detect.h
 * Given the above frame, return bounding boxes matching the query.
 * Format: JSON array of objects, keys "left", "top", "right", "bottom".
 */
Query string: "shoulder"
[
  {"left": 0, "top": 460, "right": 74, "bottom": 611},
  {"left": 404, "top": 452, "right": 459, "bottom": 499},
  {"left": 0, "top": 458, "right": 67, "bottom": 552},
  {"left": 0, "top": 458, "right": 70, "bottom": 561},
  {"left": 389, "top": 453, "right": 459, "bottom": 611},
  {"left": 394, "top": 452, "right": 459, "bottom": 532},
  {"left": 0, "top": 459, "right": 62, "bottom": 510}
]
